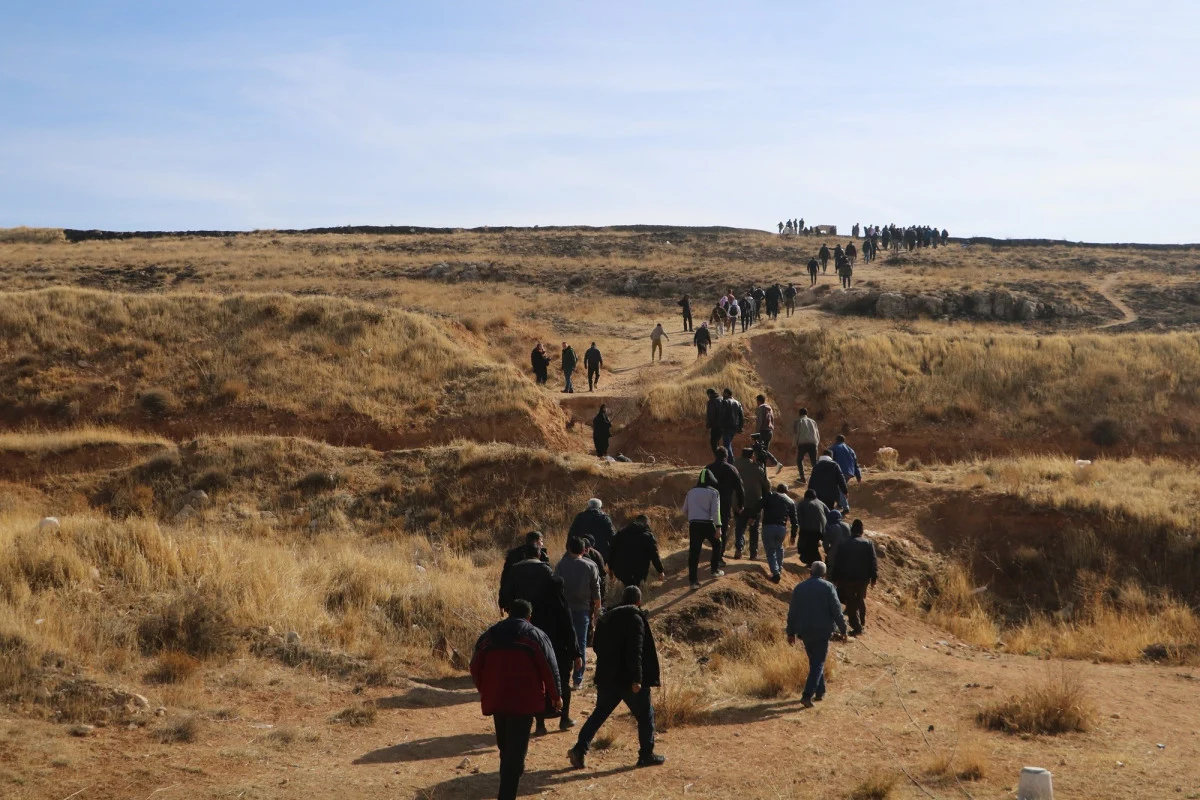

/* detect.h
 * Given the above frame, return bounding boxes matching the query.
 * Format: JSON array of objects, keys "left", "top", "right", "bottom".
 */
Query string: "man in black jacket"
[
  {"left": 760, "top": 483, "right": 798, "bottom": 582},
  {"left": 704, "top": 388, "right": 722, "bottom": 455},
  {"left": 584, "top": 342, "right": 604, "bottom": 392},
  {"left": 607, "top": 515, "right": 667, "bottom": 588},
  {"left": 500, "top": 531, "right": 549, "bottom": 608},
  {"left": 678, "top": 295, "right": 693, "bottom": 332},
  {"left": 704, "top": 446, "right": 745, "bottom": 566},
  {"left": 795, "top": 491, "right": 828, "bottom": 566},
  {"left": 568, "top": 498, "right": 618, "bottom": 561},
  {"left": 499, "top": 557, "right": 583, "bottom": 734},
  {"left": 568, "top": 586, "right": 665, "bottom": 769},
  {"left": 719, "top": 388, "right": 744, "bottom": 453},
  {"left": 808, "top": 450, "right": 848, "bottom": 510},
  {"left": 828, "top": 519, "right": 878, "bottom": 636}
]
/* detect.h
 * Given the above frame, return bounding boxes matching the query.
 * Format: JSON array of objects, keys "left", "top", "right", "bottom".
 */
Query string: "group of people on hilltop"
[
  {"left": 778, "top": 218, "right": 805, "bottom": 235},
  {"left": 777, "top": 219, "right": 950, "bottom": 250},
  {"left": 472, "top": 459, "right": 879, "bottom": 798}
]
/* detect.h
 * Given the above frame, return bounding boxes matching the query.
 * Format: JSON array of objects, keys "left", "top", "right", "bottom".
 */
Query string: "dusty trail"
[{"left": 1095, "top": 272, "right": 1138, "bottom": 329}]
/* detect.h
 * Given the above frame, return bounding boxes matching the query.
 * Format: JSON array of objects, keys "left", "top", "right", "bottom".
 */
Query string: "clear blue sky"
[{"left": 2, "top": 1, "right": 1197, "bottom": 241}]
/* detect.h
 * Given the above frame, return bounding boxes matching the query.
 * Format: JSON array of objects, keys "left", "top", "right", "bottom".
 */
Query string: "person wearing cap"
[
  {"left": 785, "top": 561, "right": 847, "bottom": 707},
  {"left": 568, "top": 498, "right": 617, "bottom": 561},
  {"left": 682, "top": 469, "right": 723, "bottom": 589}
]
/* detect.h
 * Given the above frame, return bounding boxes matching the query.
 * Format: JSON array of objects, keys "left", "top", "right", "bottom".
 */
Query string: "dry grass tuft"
[
  {"left": 144, "top": 651, "right": 201, "bottom": 685},
  {"left": 330, "top": 704, "right": 377, "bottom": 727},
  {"left": 155, "top": 715, "right": 201, "bottom": 744},
  {"left": 652, "top": 683, "right": 713, "bottom": 730},
  {"left": 977, "top": 667, "right": 1093, "bottom": 735},
  {"left": 848, "top": 770, "right": 898, "bottom": 799},
  {"left": 137, "top": 591, "right": 237, "bottom": 659},
  {"left": 723, "top": 642, "right": 819, "bottom": 699},
  {"left": 924, "top": 565, "right": 999, "bottom": 648}
]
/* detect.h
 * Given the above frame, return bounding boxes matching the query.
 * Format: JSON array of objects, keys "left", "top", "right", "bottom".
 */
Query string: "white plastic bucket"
[{"left": 1018, "top": 767, "right": 1053, "bottom": 799}]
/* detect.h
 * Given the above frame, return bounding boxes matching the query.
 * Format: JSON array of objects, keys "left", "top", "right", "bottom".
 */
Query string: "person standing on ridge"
[
  {"left": 471, "top": 599, "right": 563, "bottom": 800},
  {"left": 584, "top": 342, "right": 603, "bottom": 392},
  {"left": 793, "top": 407, "right": 820, "bottom": 481},
  {"left": 568, "top": 586, "right": 665, "bottom": 770},
  {"left": 679, "top": 295, "right": 693, "bottom": 332},
  {"left": 592, "top": 404, "right": 612, "bottom": 458},
  {"left": 682, "top": 469, "right": 724, "bottom": 588},
  {"left": 561, "top": 342, "right": 578, "bottom": 394},
  {"left": 531, "top": 342, "right": 551, "bottom": 385},
  {"left": 650, "top": 323, "right": 669, "bottom": 362},
  {"left": 786, "top": 561, "right": 847, "bottom": 708}
]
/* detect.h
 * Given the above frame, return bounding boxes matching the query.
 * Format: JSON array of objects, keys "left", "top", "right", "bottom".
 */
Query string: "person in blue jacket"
[{"left": 830, "top": 434, "right": 862, "bottom": 511}]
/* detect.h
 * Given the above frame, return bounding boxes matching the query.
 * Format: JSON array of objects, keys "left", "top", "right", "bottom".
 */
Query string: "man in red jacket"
[{"left": 471, "top": 599, "right": 563, "bottom": 800}]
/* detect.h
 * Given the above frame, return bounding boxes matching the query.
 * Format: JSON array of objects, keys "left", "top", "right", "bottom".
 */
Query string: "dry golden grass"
[
  {"left": 0, "top": 288, "right": 557, "bottom": 444},
  {"left": 653, "top": 682, "right": 714, "bottom": 730},
  {"left": 721, "top": 641, "right": 829, "bottom": 699},
  {"left": 847, "top": 770, "right": 898, "bottom": 799},
  {"left": 977, "top": 667, "right": 1094, "bottom": 735},
  {"left": 0, "top": 227, "right": 63, "bottom": 244},
  {"left": 924, "top": 565, "right": 1000, "bottom": 648},
  {"left": 921, "top": 740, "right": 989, "bottom": 783},
  {"left": 643, "top": 342, "right": 764, "bottom": 422},
  {"left": 772, "top": 329, "right": 1200, "bottom": 444},
  {"left": 0, "top": 427, "right": 169, "bottom": 453}
]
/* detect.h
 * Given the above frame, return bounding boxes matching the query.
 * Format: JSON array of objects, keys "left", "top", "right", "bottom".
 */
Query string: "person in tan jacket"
[{"left": 793, "top": 407, "right": 820, "bottom": 481}]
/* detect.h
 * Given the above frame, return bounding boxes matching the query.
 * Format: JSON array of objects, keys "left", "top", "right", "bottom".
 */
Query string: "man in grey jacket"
[
  {"left": 793, "top": 408, "right": 820, "bottom": 482},
  {"left": 682, "top": 470, "right": 724, "bottom": 589},
  {"left": 786, "top": 561, "right": 847, "bottom": 707}
]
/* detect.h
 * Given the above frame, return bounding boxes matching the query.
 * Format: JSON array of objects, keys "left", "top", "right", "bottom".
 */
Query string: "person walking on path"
[
  {"left": 531, "top": 343, "right": 551, "bottom": 385},
  {"left": 679, "top": 295, "right": 693, "bottom": 332},
  {"left": 830, "top": 434, "right": 862, "bottom": 511},
  {"left": 568, "top": 586, "right": 665, "bottom": 769},
  {"left": 784, "top": 282, "right": 798, "bottom": 316},
  {"left": 822, "top": 508, "right": 852, "bottom": 568},
  {"left": 555, "top": 537, "right": 602, "bottom": 689},
  {"left": 704, "top": 446, "right": 746, "bottom": 565},
  {"left": 693, "top": 322, "right": 712, "bottom": 358},
  {"left": 807, "top": 257, "right": 819, "bottom": 286},
  {"left": 760, "top": 483, "right": 798, "bottom": 582},
  {"left": 727, "top": 300, "right": 740, "bottom": 335},
  {"left": 829, "top": 519, "right": 877, "bottom": 636},
  {"left": 561, "top": 342, "right": 578, "bottom": 393},
  {"left": 584, "top": 342, "right": 603, "bottom": 391},
  {"left": 838, "top": 258, "right": 853, "bottom": 289},
  {"left": 497, "top": 557, "right": 582, "bottom": 734},
  {"left": 709, "top": 302, "right": 727, "bottom": 337},
  {"left": 502, "top": 531, "right": 549, "bottom": 587},
  {"left": 608, "top": 514, "right": 667, "bottom": 589},
  {"left": 754, "top": 394, "right": 776, "bottom": 459},
  {"left": 650, "top": 323, "right": 669, "bottom": 362},
  {"left": 786, "top": 561, "right": 847, "bottom": 708},
  {"left": 808, "top": 449, "right": 847, "bottom": 510},
  {"left": 592, "top": 405, "right": 612, "bottom": 458},
  {"left": 818, "top": 244, "right": 831, "bottom": 272},
  {"left": 568, "top": 498, "right": 617, "bottom": 561},
  {"left": 719, "top": 388, "right": 745, "bottom": 454},
  {"left": 765, "top": 283, "right": 782, "bottom": 320},
  {"left": 705, "top": 388, "right": 723, "bottom": 456},
  {"left": 683, "top": 469, "right": 724, "bottom": 589},
  {"left": 795, "top": 490, "right": 828, "bottom": 566},
  {"left": 793, "top": 408, "right": 820, "bottom": 481},
  {"left": 733, "top": 446, "right": 771, "bottom": 560},
  {"left": 471, "top": 599, "right": 563, "bottom": 800}
]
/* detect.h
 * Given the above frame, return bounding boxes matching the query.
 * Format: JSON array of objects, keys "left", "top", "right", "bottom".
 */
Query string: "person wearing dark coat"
[
  {"left": 760, "top": 483, "right": 798, "bottom": 582},
  {"left": 584, "top": 342, "right": 604, "bottom": 392},
  {"left": 500, "top": 531, "right": 549, "bottom": 607},
  {"left": 795, "top": 491, "right": 828, "bottom": 566},
  {"left": 568, "top": 586, "right": 665, "bottom": 769},
  {"left": 829, "top": 519, "right": 878, "bottom": 635},
  {"left": 704, "top": 388, "right": 722, "bottom": 455},
  {"left": 808, "top": 450, "right": 848, "bottom": 510},
  {"left": 693, "top": 323, "right": 712, "bottom": 358},
  {"left": 561, "top": 342, "right": 578, "bottom": 393},
  {"left": 568, "top": 499, "right": 617, "bottom": 560},
  {"left": 498, "top": 557, "right": 582, "bottom": 734},
  {"left": 678, "top": 295, "right": 693, "bottom": 332},
  {"left": 592, "top": 405, "right": 612, "bottom": 457},
  {"left": 764, "top": 284, "right": 783, "bottom": 320},
  {"left": 704, "top": 446, "right": 746, "bottom": 565},
  {"left": 607, "top": 515, "right": 667, "bottom": 588},
  {"left": 471, "top": 599, "right": 563, "bottom": 800},
  {"left": 818, "top": 244, "right": 831, "bottom": 272},
  {"left": 530, "top": 343, "right": 552, "bottom": 385},
  {"left": 807, "top": 257, "right": 819, "bottom": 286}
]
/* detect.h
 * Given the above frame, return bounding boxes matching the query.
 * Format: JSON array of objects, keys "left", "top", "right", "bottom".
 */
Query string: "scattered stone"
[
  {"left": 182, "top": 490, "right": 209, "bottom": 508},
  {"left": 286, "top": 631, "right": 302, "bottom": 645},
  {"left": 174, "top": 505, "right": 196, "bottom": 523},
  {"left": 38, "top": 517, "right": 61, "bottom": 533},
  {"left": 457, "top": 758, "right": 472, "bottom": 770},
  {"left": 69, "top": 724, "right": 95, "bottom": 737},
  {"left": 155, "top": 707, "right": 167, "bottom": 717},
  {"left": 131, "top": 694, "right": 150, "bottom": 709}
]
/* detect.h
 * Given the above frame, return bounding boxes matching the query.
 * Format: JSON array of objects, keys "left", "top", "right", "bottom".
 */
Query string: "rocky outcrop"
[{"left": 821, "top": 287, "right": 1087, "bottom": 322}]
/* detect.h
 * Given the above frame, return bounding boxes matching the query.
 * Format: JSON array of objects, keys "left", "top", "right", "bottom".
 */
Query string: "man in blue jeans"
[
  {"left": 568, "top": 586, "right": 665, "bottom": 769},
  {"left": 554, "top": 536, "right": 601, "bottom": 691},
  {"left": 785, "top": 561, "right": 847, "bottom": 707}
]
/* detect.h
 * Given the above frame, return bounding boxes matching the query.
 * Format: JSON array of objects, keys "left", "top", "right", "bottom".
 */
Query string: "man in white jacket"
[
  {"left": 793, "top": 407, "right": 820, "bottom": 482},
  {"left": 682, "top": 470, "right": 724, "bottom": 589}
]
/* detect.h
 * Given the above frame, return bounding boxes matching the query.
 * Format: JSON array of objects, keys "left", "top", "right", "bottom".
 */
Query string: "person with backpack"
[
  {"left": 584, "top": 342, "right": 603, "bottom": 391},
  {"left": 719, "top": 388, "right": 744, "bottom": 453},
  {"left": 693, "top": 322, "right": 712, "bottom": 358},
  {"left": 678, "top": 295, "right": 693, "bottom": 332},
  {"left": 726, "top": 299, "right": 740, "bottom": 335},
  {"left": 592, "top": 404, "right": 612, "bottom": 458},
  {"left": 784, "top": 282, "right": 798, "bottom": 316},
  {"left": 561, "top": 342, "right": 578, "bottom": 394},
  {"left": 709, "top": 302, "right": 727, "bottom": 337},
  {"left": 568, "top": 586, "right": 665, "bottom": 770},
  {"left": 471, "top": 599, "right": 563, "bottom": 800}
]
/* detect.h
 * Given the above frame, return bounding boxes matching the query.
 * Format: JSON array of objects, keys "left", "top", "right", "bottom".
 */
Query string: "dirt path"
[{"left": 1095, "top": 272, "right": 1139, "bottom": 329}]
